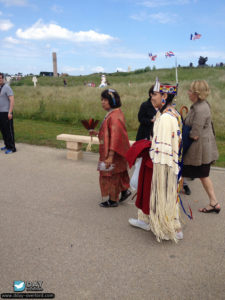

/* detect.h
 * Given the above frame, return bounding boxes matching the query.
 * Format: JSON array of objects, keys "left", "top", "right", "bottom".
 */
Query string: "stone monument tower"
[{"left": 52, "top": 52, "right": 57, "bottom": 77}]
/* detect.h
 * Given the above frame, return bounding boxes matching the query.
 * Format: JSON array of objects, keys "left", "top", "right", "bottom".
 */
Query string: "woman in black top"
[{"left": 136, "top": 85, "right": 156, "bottom": 141}]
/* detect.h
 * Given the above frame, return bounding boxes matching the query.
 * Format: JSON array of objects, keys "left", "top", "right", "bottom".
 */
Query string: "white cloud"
[
  {"left": 131, "top": 11, "right": 178, "bottom": 23},
  {"left": 51, "top": 4, "right": 63, "bottom": 14},
  {"left": 150, "top": 12, "right": 178, "bottom": 24},
  {"left": 0, "top": 0, "right": 29, "bottom": 6},
  {"left": 0, "top": 19, "right": 13, "bottom": 31},
  {"left": 116, "top": 67, "right": 126, "bottom": 72},
  {"left": 100, "top": 50, "right": 147, "bottom": 59},
  {"left": 61, "top": 66, "right": 85, "bottom": 73},
  {"left": 0, "top": 11, "right": 2, "bottom": 15},
  {"left": 0, "top": 43, "right": 42, "bottom": 58},
  {"left": 92, "top": 66, "right": 104, "bottom": 73},
  {"left": 4, "top": 36, "right": 20, "bottom": 43},
  {"left": 130, "top": 12, "right": 147, "bottom": 21},
  {"left": 16, "top": 19, "right": 115, "bottom": 43},
  {"left": 139, "top": 0, "right": 190, "bottom": 8}
]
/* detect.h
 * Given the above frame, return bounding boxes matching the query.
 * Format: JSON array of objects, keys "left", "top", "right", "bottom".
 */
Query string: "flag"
[
  {"left": 165, "top": 51, "right": 175, "bottom": 58},
  {"left": 194, "top": 32, "right": 201, "bottom": 39},
  {"left": 190, "top": 32, "right": 201, "bottom": 40},
  {"left": 148, "top": 53, "right": 157, "bottom": 61}
]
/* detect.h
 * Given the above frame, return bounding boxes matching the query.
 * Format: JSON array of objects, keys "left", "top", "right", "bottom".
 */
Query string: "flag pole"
[{"left": 175, "top": 56, "right": 178, "bottom": 85}]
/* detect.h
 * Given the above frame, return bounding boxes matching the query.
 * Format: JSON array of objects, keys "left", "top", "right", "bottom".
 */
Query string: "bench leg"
[{"left": 66, "top": 142, "right": 83, "bottom": 160}]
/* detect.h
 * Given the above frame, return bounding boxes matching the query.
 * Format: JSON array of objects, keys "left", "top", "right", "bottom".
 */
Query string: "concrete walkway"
[{"left": 0, "top": 143, "right": 224, "bottom": 300}]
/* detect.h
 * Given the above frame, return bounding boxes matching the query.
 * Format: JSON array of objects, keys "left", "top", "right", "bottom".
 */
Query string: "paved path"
[{"left": 0, "top": 143, "right": 225, "bottom": 300}]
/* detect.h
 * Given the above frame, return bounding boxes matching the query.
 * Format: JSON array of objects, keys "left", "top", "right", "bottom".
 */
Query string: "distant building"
[
  {"left": 61, "top": 73, "right": 69, "bottom": 77},
  {"left": 40, "top": 71, "right": 54, "bottom": 76}
]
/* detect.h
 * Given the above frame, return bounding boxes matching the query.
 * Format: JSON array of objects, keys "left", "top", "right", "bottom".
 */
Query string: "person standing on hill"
[
  {"left": 32, "top": 76, "right": 38, "bottom": 87},
  {"left": 0, "top": 73, "right": 16, "bottom": 154},
  {"left": 136, "top": 85, "right": 157, "bottom": 141}
]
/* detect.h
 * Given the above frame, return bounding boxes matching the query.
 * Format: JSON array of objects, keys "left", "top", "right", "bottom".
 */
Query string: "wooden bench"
[{"left": 57, "top": 134, "right": 135, "bottom": 160}]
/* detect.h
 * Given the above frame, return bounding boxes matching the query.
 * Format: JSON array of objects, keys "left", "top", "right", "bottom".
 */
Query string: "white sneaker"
[
  {"left": 175, "top": 231, "right": 184, "bottom": 240},
  {"left": 128, "top": 218, "right": 150, "bottom": 231}
]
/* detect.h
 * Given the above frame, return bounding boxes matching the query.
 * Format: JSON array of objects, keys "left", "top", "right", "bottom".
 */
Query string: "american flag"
[
  {"left": 165, "top": 51, "right": 175, "bottom": 58},
  {"left": 190, "top": 32, "right": 202, "bottom": 40},
  {"left": 148, "top": 53, "right": 157, "bottom": 61}
]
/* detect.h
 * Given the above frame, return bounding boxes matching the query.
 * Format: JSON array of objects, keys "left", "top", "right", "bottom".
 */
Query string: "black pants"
[{"left": 0, "top": 112, "right": 16, "bottom": 151}]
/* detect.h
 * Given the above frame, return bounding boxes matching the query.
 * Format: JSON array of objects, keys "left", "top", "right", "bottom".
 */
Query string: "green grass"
[
  {"left": 12, "top": 118, "right": 225, "bottom": 168},
  {"left": 4, "top": 66, "right": 225, "bottom": 167},
  {"left": 11, "top": 67, "right": 225, "bottom": 131},
  {"left": 11, "top": 66, "right": 225, "bottom": 87}
]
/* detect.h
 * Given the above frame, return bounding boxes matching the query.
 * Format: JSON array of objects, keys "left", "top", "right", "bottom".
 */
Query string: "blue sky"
[{"left": 0, "top": 0, "right": 225, "bottom": 75}]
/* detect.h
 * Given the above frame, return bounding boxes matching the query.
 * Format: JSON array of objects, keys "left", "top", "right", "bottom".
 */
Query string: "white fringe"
[
  {"left": 86, "top": 136, "right": 93, "bottom": 152},
  {"left": 149, "top": 164, "right": 181, "bottom": 243}
]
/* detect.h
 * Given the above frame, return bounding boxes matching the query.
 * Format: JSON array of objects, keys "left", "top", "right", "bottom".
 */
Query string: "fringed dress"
[{"left": 149, "top": 107, "right": 183, "bottom": 242}]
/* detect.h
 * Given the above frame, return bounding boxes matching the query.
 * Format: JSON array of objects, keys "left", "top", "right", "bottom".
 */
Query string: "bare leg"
[{"left": 199, "top": 177, "right": 220, "bottom": 210}]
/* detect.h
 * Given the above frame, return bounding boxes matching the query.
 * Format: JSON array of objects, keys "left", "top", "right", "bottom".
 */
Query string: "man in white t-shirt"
[{"left": 0, "top": 72, "right": 16, "bottom": 154}]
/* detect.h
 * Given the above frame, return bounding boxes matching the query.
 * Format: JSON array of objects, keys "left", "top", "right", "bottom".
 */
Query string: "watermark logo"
[
  {"left": 26, "top": 281, "right": 43, "bottom": 291},
  {"left": 1, "top": 280, "right": 55, "bottom": 299},
  {"left": 13, "top": 281, "right": 25, "bottom": 292}
]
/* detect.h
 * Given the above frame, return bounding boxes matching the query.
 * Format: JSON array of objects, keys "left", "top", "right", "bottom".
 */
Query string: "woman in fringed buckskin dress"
[{"left": 129, "top": 79, "right": 184, "bottom": 242}]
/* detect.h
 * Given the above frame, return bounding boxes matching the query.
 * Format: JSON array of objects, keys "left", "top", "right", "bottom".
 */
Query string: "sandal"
[{"left": 199, "top": 203, "right": 221, "bottom": 214}]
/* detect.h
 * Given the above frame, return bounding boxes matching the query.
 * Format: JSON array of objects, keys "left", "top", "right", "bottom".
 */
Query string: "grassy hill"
[
  {"left": 11, "top": 66, "right": 225, "bottom": 87},
  {"left": 8, "top": 66, "right": 225, "bottom": 167}
]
